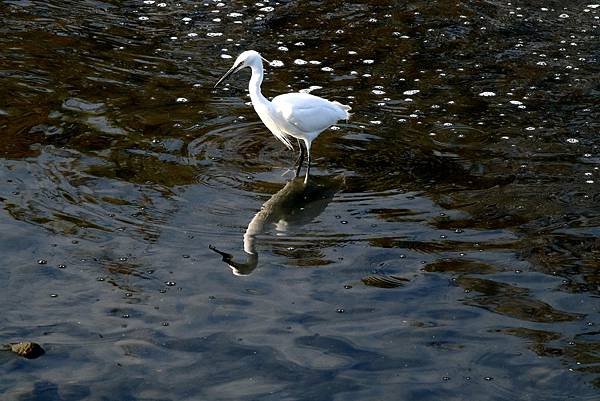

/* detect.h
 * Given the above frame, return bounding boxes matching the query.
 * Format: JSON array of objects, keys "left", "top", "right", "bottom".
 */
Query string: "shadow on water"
[{"left": 210, "top": 175, "right": 344, "bottom": 275}]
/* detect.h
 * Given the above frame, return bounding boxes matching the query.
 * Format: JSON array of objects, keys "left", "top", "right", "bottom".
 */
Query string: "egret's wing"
[{"left": 272, "top": 93, "right": 349, "bottom": 134}]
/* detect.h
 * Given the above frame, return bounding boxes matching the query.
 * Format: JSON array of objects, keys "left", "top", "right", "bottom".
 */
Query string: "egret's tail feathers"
[{"left": 332, "top": 101, "right": 352, "bottom": 120}]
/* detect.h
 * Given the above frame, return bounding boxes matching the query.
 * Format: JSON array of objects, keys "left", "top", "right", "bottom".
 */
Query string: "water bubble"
[
  {"left": 559, "top": 13, "right": 569, "bottom": 18},
  {"left": 50, "top": 293, "right": 58, "bottom": 298},
  {"left": 566, "top": 138, "right": 579, "bottom": 143},
  {"left": 37, "top": 259, "right": 48, "bottom": 265},
  {"left": 165, "top": 281, "right": 176, "bottom": 286},
  {"left": 479, "top": 91, "right": 496, "bottom": 97},
  {"left": 138, "top": 16, "right": 149, "bottom": 21},
  {"left": 509, "top": 100, "right": 523, "bottom": 105},
  {"left": 363, "top": 59, "right": 375, "bottom": 64},
  {"left": 294, "top": 59, "right": 308, "bottom": 65},
  {"left": 187, "top": 32, "right": 198, "bottom": 37},
  {"left": 403, "top": 89, "right": 420, "bottom": 95},
  {"left": 336, "top": 308, "right": 345, "bottom": 313},
  {"left": 344, "top": 284, "right": 352, "bottom": 289}
]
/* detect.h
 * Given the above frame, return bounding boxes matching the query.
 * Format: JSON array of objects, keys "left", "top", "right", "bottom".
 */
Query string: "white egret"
[{"left": 214, "top": 50, "right": 351, "bottom": 182}]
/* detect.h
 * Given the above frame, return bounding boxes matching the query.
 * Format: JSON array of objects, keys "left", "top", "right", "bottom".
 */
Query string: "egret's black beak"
[{"left": 214, "top": 63, "right": 243, "bottom": 88}]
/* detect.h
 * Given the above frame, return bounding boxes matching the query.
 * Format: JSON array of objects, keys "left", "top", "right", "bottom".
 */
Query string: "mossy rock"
[{"left": 9, "top": 342, "right": 45, "bottom": 359}]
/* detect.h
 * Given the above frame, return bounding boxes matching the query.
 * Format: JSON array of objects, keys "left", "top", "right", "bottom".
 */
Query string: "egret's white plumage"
[{"left": 215, "top": 50, "right": 351, "bottom": 182}]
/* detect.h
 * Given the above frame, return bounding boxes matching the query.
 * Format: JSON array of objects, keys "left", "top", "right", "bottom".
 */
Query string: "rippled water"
[{"left": 1, "top": 0, "right": 599, "bottom": 399}]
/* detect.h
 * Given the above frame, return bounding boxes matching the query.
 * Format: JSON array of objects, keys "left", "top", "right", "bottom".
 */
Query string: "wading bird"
[{"left": 214, "top": 50, "right": 351, "bottom": 182}]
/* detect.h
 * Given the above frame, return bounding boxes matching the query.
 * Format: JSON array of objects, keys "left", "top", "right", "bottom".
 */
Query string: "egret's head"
[{"left": 214, "top": 50, "right": 269, "bottom": 87}]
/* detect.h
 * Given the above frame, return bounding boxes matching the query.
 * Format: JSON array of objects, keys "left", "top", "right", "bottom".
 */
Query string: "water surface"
[{"left": 1, "top": 1, "right": 599, "bottom": 400}]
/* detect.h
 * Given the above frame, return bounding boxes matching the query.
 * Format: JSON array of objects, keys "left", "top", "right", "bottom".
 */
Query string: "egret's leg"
[
  {"left": 295, "top": 138, "right": 305, "bottom": 177},
  {"left": 303, "top": 139, "right": 312, "bottom": 184}
]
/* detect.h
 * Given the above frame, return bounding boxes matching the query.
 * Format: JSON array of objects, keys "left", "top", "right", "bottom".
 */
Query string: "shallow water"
[{"left": 1, "top": 0, "right": 599, "bottom": 399}]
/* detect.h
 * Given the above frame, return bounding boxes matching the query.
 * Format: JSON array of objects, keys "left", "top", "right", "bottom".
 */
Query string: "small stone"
[{"left": 9, "top": 342, "right": 45, "bottom": 359}]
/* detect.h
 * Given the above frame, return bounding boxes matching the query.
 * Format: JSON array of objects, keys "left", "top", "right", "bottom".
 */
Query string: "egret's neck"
[{"left": 249, "top": 63, "right": 270, "bottom": 107}]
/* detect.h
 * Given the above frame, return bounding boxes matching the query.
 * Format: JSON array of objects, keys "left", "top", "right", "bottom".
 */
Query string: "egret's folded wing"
[{"left": 272, "top": 93, "right": 347, "bottom": 134}]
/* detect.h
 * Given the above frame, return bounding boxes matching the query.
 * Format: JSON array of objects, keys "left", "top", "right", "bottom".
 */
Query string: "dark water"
[{"left": 1, "top": 0, "right": 599, "bottom": 399}]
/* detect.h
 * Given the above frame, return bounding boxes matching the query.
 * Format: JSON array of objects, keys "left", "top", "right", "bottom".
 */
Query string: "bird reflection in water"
[{"left": 210, "top": 175, "right": 343, "bottom": 275}]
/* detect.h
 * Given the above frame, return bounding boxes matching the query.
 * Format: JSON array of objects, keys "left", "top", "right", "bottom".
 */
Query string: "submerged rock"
[{"left": 8, "top": 342, "right": 45, "bottom": 359}]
